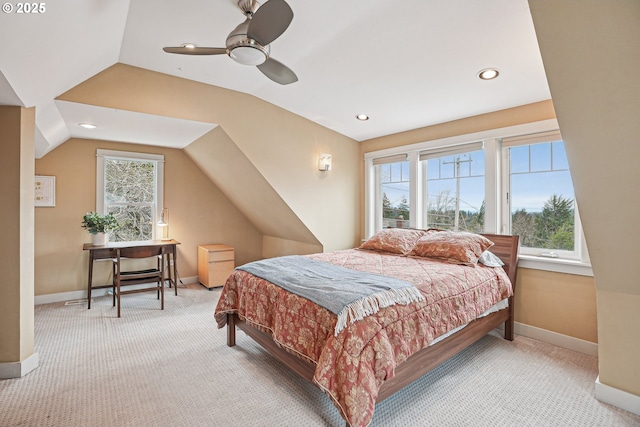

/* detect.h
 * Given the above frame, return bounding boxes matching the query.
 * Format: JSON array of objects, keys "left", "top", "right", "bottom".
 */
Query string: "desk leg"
[
  {"left": 87, "top": 251, "right": 94, "bottom": 309},
  {"left": 173, "top": 245, "right": 178, "bottom": 296},
  {"left": 163, "top": 253, "right": 172, "bottom": 293}
]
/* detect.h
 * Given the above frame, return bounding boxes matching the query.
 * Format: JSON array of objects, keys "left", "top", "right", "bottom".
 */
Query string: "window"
[
  {"left": 374, "top": 154, "right": 410, "bottom": 229},
  {"left": 96, "top": 150, "right": 164, "bottom": 242},
  {"left": 421, "top": 143, "right": 485, "bottom": 233},
  {"left": 502, "top": 132, "right": 579, "bottom": 258},
  {"left": 364, "top": 120, "right": 591, "bottom": 275}
]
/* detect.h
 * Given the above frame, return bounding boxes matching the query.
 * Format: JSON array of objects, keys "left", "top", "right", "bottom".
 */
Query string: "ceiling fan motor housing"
[{"left": 226, "top": 19, "right": 270, "bottom": 65}]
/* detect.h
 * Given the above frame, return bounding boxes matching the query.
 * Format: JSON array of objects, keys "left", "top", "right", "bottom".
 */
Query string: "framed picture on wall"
[{"left": 35, "top": 175, "right": 55, "bottom": 207}]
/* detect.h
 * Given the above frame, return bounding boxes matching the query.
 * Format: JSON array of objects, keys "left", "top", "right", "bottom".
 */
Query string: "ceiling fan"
[{"left": 163, "top": 0, "right": 298, "bottom": 85}]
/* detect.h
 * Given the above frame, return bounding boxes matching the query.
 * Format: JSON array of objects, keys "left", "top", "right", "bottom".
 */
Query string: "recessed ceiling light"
[
  {"left": 79, "top": 123, "right": 97, "bottom": 129},
  {"left": 356, "top": 114, "right": 369, "bottom": 121},
  {"left": 477, "top": 68, "right": 500, "bottom": 80}
]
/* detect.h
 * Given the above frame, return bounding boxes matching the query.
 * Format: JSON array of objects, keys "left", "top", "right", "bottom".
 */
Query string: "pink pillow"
[
  {"left": 409, "top": 231, "right": 494, "bottom": 266},
  {"left": 359, "top": 228, "right": 426, "bottom": 255}
]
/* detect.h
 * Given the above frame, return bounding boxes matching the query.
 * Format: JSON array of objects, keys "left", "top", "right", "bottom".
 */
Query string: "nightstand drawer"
[{"left": 208, "top": 250, "right": 234, "bottom": 262}]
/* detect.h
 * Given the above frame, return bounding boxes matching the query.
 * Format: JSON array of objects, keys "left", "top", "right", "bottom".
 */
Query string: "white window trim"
[
  {"left": 518, "top": 256, "right": 593, "bottom": 276},
  {"left": 364, "top": 118, "right": 593, "bottom": 277},
  {"left": 96, "top": 149, "right": 165, "bottom": 241}
]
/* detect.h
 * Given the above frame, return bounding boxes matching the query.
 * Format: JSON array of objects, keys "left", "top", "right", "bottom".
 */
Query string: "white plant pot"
[{"left": 92, "top": 232, "right": 108, "bottom": 246}]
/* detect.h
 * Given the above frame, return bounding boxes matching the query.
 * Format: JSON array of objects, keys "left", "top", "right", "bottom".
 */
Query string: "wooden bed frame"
[{"left": 225, "top": 233, "right": 519, "bottom": 422}]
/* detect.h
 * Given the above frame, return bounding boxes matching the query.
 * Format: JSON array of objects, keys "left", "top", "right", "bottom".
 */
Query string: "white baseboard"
[
  {"left": 496, "top": 321, "right": 597, "bottom": 357},
  {"left": 0, "top": 352, "right": 39, "bottom": 379},
  {"left": 34, "top": 275, "right": 199, "bottom": 305},
  {"left": 595, "top": 376, "right": 640, "bottom": 416},
  {"left": 513, "top": 322, "right": 598, "bottom": 357}
]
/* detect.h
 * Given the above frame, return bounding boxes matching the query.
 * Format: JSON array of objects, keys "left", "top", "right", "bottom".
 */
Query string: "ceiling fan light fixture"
[
  {"left": 181, "top": 43, "right": 197, "bottom": 49},
  {"left": 478, "top": 68, "right": 500, "bottom": 80},
  {"left": 229, "top": 45, "right": 268, "bottom": 65}
]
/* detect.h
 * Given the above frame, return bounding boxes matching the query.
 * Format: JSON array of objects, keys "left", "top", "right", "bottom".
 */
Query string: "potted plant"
[{"left": 81, "top": 211, "right": 119, "bottom": 245}]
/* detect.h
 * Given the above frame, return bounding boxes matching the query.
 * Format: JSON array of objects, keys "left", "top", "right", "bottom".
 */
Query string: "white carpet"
[{"left": 1, "top": 286, "right": 639, "bottom": 427}]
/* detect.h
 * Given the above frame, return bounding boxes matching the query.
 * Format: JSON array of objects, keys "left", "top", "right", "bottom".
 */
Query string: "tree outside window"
[{"left": 97, "top": 150, "right": 164, "bottom": 243}]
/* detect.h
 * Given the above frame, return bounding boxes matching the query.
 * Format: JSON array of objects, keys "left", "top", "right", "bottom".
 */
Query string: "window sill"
[{"left": 518, "top": 255, "right": 593, "bottom": 277}]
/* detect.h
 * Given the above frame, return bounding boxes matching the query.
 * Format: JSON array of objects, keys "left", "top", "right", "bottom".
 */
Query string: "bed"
[{"left": 214, "top": 229, "right": 519, "bottom": 427}]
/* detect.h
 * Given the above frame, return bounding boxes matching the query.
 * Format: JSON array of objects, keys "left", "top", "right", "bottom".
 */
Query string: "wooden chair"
[{"left": 112, "top": 245, "right": 166, "bottom": 318}]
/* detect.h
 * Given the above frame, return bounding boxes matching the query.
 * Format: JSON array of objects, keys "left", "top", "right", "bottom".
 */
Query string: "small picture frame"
[{"left": 35, "top": 175, "right": 56, "bottom": 207}]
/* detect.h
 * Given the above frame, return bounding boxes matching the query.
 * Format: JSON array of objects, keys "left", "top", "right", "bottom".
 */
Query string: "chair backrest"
[{"left": 117, "top": 245, "right": 165, "bottom": 259}]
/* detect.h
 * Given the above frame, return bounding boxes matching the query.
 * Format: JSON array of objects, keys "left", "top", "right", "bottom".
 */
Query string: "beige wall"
[
  {"left": 0, "top": 106, "right": 35, "bottom": 365},
  {"left": 596, "top": 290, "right": 640, "bottom": 395},
  {"left": 515, "top": 268, "right": 597, "bottom": 343},
  {"left": 183, "top": 126, "right": 322, "bottom": 253},
  {"left": 58, "top": 63, "right": 361, "bottom": 254},
  {"left": 529, "top": 0, "right": 640, "bottom": 397},
  {"left": 262, "top": 236, "right": 323, "bottom": 259},
  {"left": 34, "top": 138, "right": 263, "bottom": 295},
  {"left": 359, "top": 101, "right": 598, "bottom": 345}
]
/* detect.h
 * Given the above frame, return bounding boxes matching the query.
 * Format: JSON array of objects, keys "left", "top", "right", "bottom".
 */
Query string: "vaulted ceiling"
[{"left": 0, "top": 0, "right": 550, "bottom": 158}]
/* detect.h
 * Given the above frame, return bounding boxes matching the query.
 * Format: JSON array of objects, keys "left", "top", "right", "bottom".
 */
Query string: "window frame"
[
  {"left": 364, "top": 119, "right": 592, "bottom": 276},
  {"left": 96, "top": 149, "right": 165, "bottom": 242}
]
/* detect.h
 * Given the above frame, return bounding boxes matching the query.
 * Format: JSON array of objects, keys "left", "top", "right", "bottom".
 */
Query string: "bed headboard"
[{"left": 481, "top": 233, "right": 519, "bottom": 286}]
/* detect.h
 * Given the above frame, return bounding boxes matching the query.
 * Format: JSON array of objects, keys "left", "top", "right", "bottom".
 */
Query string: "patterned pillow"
[
  {"left": 409, "top": 231, "right": 494, "bottom": 266},
  {"left": 359, "top": 228, "right": 426, "bottom": 255}
]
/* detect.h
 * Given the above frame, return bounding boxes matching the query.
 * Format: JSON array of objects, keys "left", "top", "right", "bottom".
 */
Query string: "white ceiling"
[
  {"left": 0, "top": 0, "right": 550, "bottom": 158},
  {"left": 55, "top": 101, "right": 217, "bottom": 148}
]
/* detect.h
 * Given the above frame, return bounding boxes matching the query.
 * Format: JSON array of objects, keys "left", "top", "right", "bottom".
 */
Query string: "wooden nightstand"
[{"left": 197, "top": 244, "right": 234, "bottom": 290}]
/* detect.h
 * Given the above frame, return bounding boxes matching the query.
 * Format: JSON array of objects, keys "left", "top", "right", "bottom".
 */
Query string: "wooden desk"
[{"left": 83, "top": 239, "right": 180, "bottom": 309}]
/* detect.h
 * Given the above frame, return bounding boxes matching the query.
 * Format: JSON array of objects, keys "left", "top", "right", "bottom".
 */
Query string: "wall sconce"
[
  {"left": 157, "top": 208, "right": 170, "bottom": 240},
  {"left": 318, "top": 153, "right": 332, "bottom": 171}
]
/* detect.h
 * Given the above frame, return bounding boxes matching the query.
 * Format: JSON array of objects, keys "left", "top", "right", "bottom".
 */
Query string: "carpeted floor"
[{"left": 1, "top": 286, "right": 639, "bottom": 427}]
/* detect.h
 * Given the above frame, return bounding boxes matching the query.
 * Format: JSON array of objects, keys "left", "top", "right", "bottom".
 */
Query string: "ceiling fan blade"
[
  {"left": 163, "top": 46, "right": 227, "bottom": 55},
  {"left": 247, "top": 0, "right": 293, "bottom": 46},
  {"left": 256, "top": 57, "right": 298, "bottom": 85}
]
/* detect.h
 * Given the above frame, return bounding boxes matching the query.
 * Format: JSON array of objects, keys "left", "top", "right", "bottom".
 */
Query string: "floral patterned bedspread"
[{"left": 214, "top": 249, "right": 513, "bottom": 427}]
